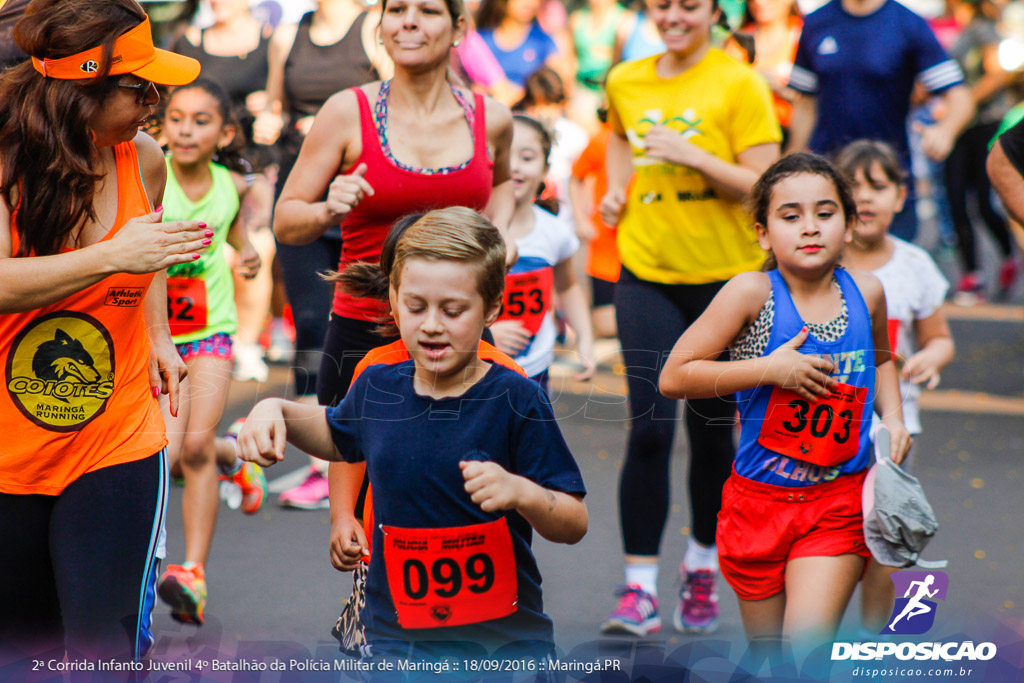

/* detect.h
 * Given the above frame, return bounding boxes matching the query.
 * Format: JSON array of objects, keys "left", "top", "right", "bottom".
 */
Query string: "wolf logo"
[{"left": 32, "top": 328, "right": 101, "bottom": 398}]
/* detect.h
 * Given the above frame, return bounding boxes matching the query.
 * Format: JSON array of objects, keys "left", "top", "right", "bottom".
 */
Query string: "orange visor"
[{"left": 31, "top": 16, "right": 199, "bottom": 86}]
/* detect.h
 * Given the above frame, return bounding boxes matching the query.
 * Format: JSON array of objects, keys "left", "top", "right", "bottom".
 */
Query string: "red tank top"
[{"left": 332, "top": 85, "right": 494, "bottom": 320}]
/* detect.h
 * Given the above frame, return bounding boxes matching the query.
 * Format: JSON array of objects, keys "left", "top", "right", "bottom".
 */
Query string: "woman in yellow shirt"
[{"left": 598, "top": 0, "right": 780, "bottom": 636}]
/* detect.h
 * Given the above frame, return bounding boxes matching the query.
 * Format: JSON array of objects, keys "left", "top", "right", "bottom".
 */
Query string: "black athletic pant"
[
  {"left": 277, "top": 235, "right": 343, "bottom": 397},
  {"left": 317, "top": 315, "right": 400, "bottom": 408},
  {"left": 0, "top": 451, "right": 166, "bottom": 665},
  {"left": 614, "top": 268, "right": 736, "bottom": 556},
  {"left": 946, "top": 121, "right": 1013, "bottom": 272}
]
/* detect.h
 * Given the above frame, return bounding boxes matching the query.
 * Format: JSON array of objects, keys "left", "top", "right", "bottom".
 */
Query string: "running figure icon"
[{"left": 889, "top": 574, "right": 940, "bottom": 631}]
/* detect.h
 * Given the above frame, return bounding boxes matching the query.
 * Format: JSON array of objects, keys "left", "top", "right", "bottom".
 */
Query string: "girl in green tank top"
[{"left": 155, "top": 79, "right": 268, "bottom": 627}]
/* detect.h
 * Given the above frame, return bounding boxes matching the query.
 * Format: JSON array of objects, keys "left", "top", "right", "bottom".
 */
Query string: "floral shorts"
[{"left": 175, "top": 332, "right": 233, "bottom": 362}]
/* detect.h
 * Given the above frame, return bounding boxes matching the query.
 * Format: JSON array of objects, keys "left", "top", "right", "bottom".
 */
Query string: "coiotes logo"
[{"left": 6, "top": 311, "right": 115, "bottom": 432}]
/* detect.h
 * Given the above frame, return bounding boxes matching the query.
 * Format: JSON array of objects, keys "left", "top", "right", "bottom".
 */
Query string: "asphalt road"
[{"left": 127, "top": 303, "right": 1024, "bottom": 683}]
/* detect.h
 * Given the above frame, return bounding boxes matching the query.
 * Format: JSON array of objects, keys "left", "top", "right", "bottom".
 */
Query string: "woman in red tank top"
[
  {"left": 0, "top": 0, "right": 209, "bottom": 662},
  {"left": 272, "top": 0, "right": 515, "bottom": 527}
]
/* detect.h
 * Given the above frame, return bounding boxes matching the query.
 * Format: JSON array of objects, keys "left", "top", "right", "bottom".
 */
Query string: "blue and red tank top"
[
  {"left": 332, "top": 84, "right": 494, "bottom": 321},
  {"left": 734, "top": 268, "right": 875, "bottom": 488}
]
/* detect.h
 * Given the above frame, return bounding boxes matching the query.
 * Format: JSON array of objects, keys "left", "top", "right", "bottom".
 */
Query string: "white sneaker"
[
  {"left": 233, "top": 342, "right": 269, "bottom": 382},
  {"left": 265, "top": 322, "right": 294, "bottom": 364}
]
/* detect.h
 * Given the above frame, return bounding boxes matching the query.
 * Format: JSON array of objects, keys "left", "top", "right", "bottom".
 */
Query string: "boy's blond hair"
[{"left": 391, "top": 207, "right": 507, "bottom": 309}]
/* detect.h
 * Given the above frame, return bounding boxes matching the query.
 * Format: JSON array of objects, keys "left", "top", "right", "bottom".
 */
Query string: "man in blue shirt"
[{"left": 786, "top": 0, "right": 974, "bottom": 241}]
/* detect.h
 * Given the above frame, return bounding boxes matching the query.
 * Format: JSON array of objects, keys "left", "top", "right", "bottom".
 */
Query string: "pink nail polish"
[
  {"left": 192, "top": 253, "right": 201, "bottom": 260},
  {"left": 155, "top": 205, "right": 163, "bottom": 212},
  {"left": 202, "top": 238, "right": 212, "bottom": 246},
  {"left": 152, "top": 387, "right": 159, "bottom": 398},
  {"left": 199, "top": 222, "right": 207, "bottom": 228},
  {"left": 204, "top": 230, "right": 214, "bottom": 237}
]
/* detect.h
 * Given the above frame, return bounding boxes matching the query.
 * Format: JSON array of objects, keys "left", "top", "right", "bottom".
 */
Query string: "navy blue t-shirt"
[
  {"left": 326, "top": 361, "right": 586, "bottom": 655},
  {"left": 789, "top": 0, "right": 963, "bottom": 164}
]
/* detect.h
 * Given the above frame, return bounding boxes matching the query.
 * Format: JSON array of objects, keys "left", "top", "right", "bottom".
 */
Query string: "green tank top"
[
  {"left": 163, "top": 157, "right": 240, "bottom": 344},
  {"left": 573, "top": 4, "right": 625, "bottom": 91}
]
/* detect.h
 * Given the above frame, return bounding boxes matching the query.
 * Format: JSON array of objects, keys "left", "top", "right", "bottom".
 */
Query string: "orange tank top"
[
  {"left": 350, "top": 339, "right": 527, "bottom": 561},
  {"left": 0, "top": 141, "right": 168, "bottom": 495}
]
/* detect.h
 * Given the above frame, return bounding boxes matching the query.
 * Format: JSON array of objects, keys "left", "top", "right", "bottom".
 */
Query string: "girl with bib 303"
[
  {"left": 0, "top": 0, "right": 209, "bottom": 664},
  {"left": 659, "top": 153, "right": 911, "bottom": 654}
]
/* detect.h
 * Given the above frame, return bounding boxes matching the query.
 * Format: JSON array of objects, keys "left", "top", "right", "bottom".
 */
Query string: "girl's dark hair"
[
  {"left": 475, "top": 0, "right": 509, "bottom": 31},
  {"left": 514, "top": 66, "right": 565, "bottom": 109},
  {"left": 167, "top": 77, "right": 253, "bottom": 175},
  {"left": 834, "top": 139, "right": 906, "bottom": 188},
  {"left": 512, "top": 114, "right": 560, "bottom": 216},
  {"left": 749, "top": 152, "right": 857, "bottom": 269},
  {"left": 0, "top": 0, "right": 148, "bottom": 257},
  {"left": 328, "top": 212, "right": 425, "bottom": 336}
]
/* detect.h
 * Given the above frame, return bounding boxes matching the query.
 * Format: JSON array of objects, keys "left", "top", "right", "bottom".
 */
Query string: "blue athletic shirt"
[
  {"left": 734, "top": 269, "right": 875, "bottom": 488},
  {"left": 788, "top": 0, "right": 963, "bottom": 164},
  {"left": 479, "top": 23, "right": 559, "bottom": 87},
  {"left": 326, "top": 361, "right": 586, "bottom": 654}
]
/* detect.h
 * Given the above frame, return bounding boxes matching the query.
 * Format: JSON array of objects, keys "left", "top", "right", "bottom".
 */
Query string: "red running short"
[{"left": 716, "top": 468, "right": 869, "bottom": 601}]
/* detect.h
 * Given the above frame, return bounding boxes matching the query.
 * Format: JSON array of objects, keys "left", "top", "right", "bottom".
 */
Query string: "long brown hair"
[{"left": 0, "top": 0, "right": 147, "bottom": 257}]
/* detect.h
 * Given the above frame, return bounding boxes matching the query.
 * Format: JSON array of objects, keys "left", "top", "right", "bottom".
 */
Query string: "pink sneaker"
[
  {"left": 599, "top": 584, "right": 661, "bottom": 636},
  {"left": 673, "top": 566, "right": 719, "bottom": 633},
  {"left": 997, "top": 258, "right": 1020, "bottom": 298},
  {"left": 953, "top": 273, "right": 985, "bottom": 307},
  {"left": 278, "top": 470, "right": 330, "bottom": 510}
]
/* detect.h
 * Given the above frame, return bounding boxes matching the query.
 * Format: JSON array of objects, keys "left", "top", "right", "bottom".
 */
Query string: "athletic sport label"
[
  {"left": 758, "top": 383, "right": 868, "bottom": 467},
  {"left": 381, "top": 518, "right": 518, "bottom": 629},
  {"left": 5, "top": 311, "right": 115, "bottom": 432},
  {"left": 498, "top": 268, "right": 553, "bottom": 335},
  {"left": 167, "top": 277, "right": 208, "bottom": 336}
]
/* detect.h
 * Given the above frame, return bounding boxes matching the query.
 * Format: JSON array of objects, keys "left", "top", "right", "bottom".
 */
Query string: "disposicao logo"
[
  {"left": 885, "top": 570, "right": 948, "bottom": 635},
  {"left": 832, "top": 571, "right": 997, "bottom": 663}
]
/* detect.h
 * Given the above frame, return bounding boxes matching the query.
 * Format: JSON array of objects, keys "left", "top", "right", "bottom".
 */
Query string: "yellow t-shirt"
[{"left": 606, "top": 48, "right": 781, "bottom": 284}]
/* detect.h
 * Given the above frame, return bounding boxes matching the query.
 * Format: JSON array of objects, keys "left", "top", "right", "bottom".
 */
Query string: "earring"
[
  {"left": 378, "top": 36, "right": 384, "bottom": 44},
  {"left": 452, "top": 39, "right": 461, "bottom": 47}
]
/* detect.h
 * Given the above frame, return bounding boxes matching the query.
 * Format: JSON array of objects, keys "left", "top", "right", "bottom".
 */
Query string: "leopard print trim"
[
  {"left": 731, "top": 277, "right": 848, "bottom": 361},
  {"left": 331, "top": 562, "right": 368, "bottom": 655}
]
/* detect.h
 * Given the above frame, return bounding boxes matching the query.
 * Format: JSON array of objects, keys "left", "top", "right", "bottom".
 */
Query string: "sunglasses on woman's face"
[{"left": 116, "top": 78, "right": 155, "bottom": 105}]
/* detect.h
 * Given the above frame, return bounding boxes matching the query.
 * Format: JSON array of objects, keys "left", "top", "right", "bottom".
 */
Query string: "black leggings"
[
  {"left": 614, "top": 268, "right": 736, "bottom": 555},
  {"left": 946, "top": 120, "right": 1013, "bottom": 272},
  {"left": 276, "top": 235, "right": 343, "bottom": 397},
  {"left": 0, "top": 451, "right": 166, "bottom": 664},
  {"left": 317, "top": 314, "right": 400, "bottom": 407}
]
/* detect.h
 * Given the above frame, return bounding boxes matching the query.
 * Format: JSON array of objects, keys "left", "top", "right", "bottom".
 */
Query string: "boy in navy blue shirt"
[
  {"left": 786, "top": 0, "right": 973, "bottom": 241},
  {"left": 237, "top": 208, "right": 588, "bottom": 662}
]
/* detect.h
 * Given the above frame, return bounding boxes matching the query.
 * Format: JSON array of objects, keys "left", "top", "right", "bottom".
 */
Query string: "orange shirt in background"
[{"left": 571, "top": 124, "right": 621, "bottom": 284}]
